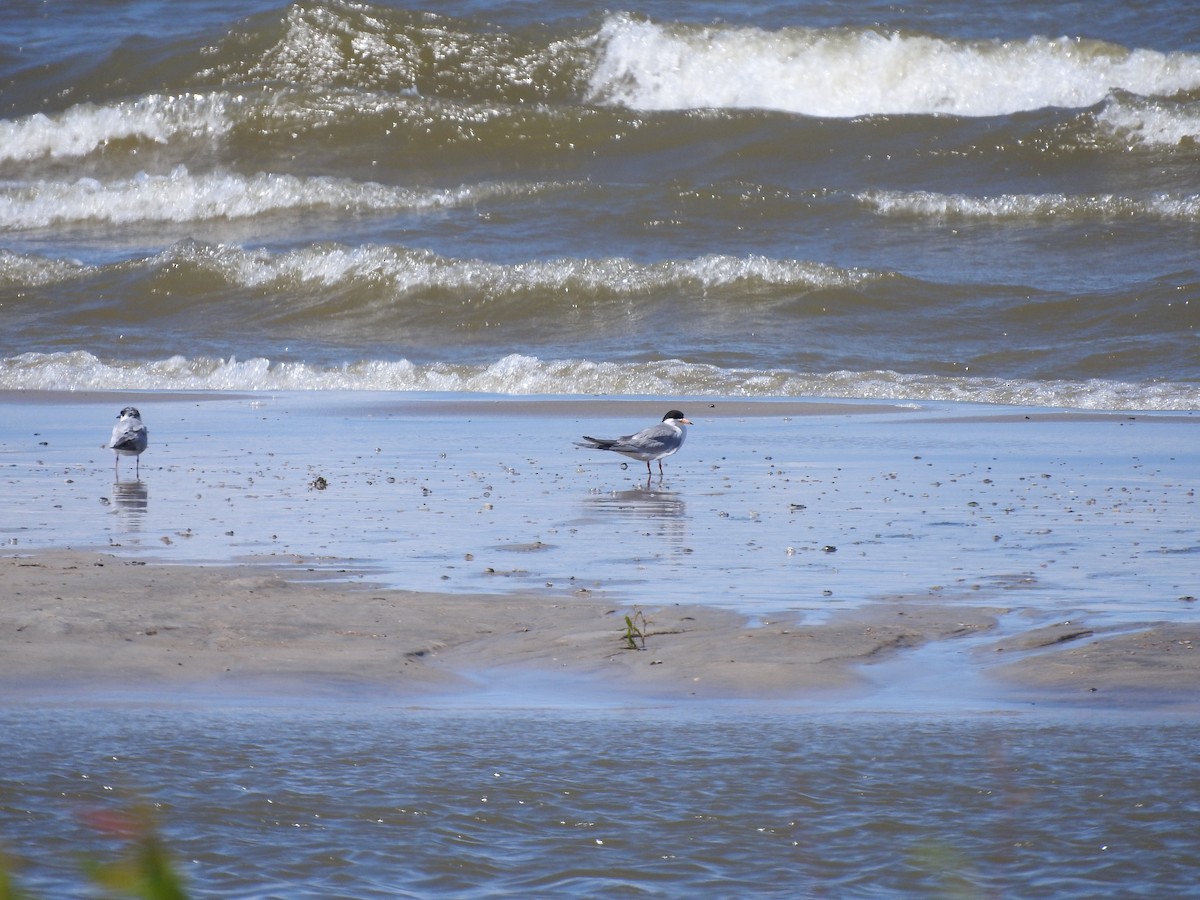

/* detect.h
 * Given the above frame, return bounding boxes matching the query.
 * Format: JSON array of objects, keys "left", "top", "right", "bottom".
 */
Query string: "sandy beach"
[{"left": 2, "top": 392, "right": 1197, "bottom": 711}]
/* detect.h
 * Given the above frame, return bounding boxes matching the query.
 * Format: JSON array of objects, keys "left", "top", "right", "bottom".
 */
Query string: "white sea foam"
[
  {"left": 245, "top": 1, "right": 414, "bottom": 90},
  {"left": 588, "top": 14, "right": 1200, "bottom": 117},
  {"left": 3, "top": 351, "right": 1195, "bottom": 411},
  {"left": 857, "top": 190, "right": 1200, "bottom": 221},
  {"left": 0, "top": 168, "right": 547, "bottom": 229},
  {"left": 1095, "top": 94, "right": 1200, "bottom": 148},
  {"left": 0, "top": 94, "right": 237, "bottom": 163},
  {"left": 166, "top": 244, "right": 877, "bottom": 293},
  {"left": 8, "top": 242, "right": 871, "bottom": 295},
  {"left": 0, "top": 250, "right": 89, "bottom": 286}
]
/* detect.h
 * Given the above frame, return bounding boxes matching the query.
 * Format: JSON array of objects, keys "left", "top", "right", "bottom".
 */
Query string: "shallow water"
[
  {"left": 2, "top": 702, "right": 1198, "bottom": 898},
  {"left": 3, "top": 393, "right": 1196, "bottom": 627}
]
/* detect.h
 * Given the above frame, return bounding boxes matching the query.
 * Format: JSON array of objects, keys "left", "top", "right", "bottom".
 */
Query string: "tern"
[
  {"left": 108, "top": 406, "right": 149, "bottom": 480},
  {"left": 575, "top": 409, "right": 692, "bottom": 478}
]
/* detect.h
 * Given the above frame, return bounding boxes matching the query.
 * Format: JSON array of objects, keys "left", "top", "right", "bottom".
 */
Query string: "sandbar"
[
  {"left": 1, "top": 392, "right": 1197, "bottom": 711},
  {"left": 2, "top": 549, "right": 1197, "bottom": 711}
]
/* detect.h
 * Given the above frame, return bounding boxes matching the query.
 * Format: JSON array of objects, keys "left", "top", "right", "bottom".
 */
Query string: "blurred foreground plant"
[
  {"left": 0, "top": 850, "right": 31, "bottom": 900},
  {"left": 1, "top": 805, "right": 187, "bottom": 900}
]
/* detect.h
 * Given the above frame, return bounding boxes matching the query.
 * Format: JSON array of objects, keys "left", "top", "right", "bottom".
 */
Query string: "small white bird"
[
  {"left": 108, "top": 406, "right": 149, "bottom": 480},
  {"left": 575, "top": 409, "right": 693, "bottom": 478}
]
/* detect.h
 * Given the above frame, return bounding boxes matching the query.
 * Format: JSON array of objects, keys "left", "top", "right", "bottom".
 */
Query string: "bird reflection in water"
[
  {"left": 588, "top": 486, "right": 686, "bottom": 520},
  {"left": 110, "top": 480, "right": 149, "bottom": 532},
  {"left": 585, "top": 485, "right": 690, "bottom": 549}
]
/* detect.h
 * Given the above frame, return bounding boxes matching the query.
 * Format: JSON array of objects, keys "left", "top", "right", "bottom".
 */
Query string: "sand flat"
[
  {"left": 1, "top": 392, "right": 1198, "bottom": 709},
  {"left": 0, "top": 550, "right": 983, "bottom": 699},
  {"left": 3, "top": 549, "right": 1198, "bottom": 709}
]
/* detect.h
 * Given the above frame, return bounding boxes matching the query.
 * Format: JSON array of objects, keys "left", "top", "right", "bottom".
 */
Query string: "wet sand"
[
  {"left": 2, "top": 546, "right": 1198, "bottom": 711},
  {"left": 0, "top": 550, "right": 968, "bottom": 698},
  {"left": 1, "top": 392, "right": 1198, "bottom": 710}
]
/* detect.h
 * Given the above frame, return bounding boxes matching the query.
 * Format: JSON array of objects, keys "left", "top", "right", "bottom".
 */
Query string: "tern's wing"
[
  {"left": 111, "top": 420, "right": 148, "bottom": 451},
  {"left": 611, "top": 423, "right": 677, "bottom": 454}
]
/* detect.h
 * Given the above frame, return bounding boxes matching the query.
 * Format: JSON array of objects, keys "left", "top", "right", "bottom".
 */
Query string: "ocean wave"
[
  {"left": 1, "top": 242, "right": 881, "bottom": 297},
  {"left": 587, "top": 13, "right": 1200, "bottom": 117},
  {"left": 1094, "top": 94, "right": 1200, "bottom": 148},
  {"left": 219, "top": 2, "right": 587, "bottom": 103},
  {"left": 0, "top": 94, "right": 237, "bottom": 164},
  {"left": 8, "top": 11, "right": 1198, "bottom": 175},
  {"left": 0, "top": 168, "right": 555, "bottom": 229},
  {"left": 2, "top": 351, "right": 1195, "bottom": 411},
  {"left": 857, "top": 189, "right": 1200, "bottom": 221},
  {"left": 0, "top": 84, "right": 624, "bottom": 174},
  {"left": 0, "top": 250, "right": 90, "bottom": 287},
  {"left": 184, "top": 245, "right": 876, "bottom": 295}
]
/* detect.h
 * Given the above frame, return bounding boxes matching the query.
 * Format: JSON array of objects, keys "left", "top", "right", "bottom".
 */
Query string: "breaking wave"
[
  {"left": 0, "top": 94, "right": 237, "bottom": 163},
  {"left": 0, "top": 168, "right": 560, "bottom": 229},
  {"left": 2, "top": 351, "right": 1195, "bottom": 411},
  {"left": 0, "top": 242, "right": 881, "bottom": 295},
  {"left": 858, "top": 190, "right": 1200, "bottom": 221},
  {"left": 586, "top": 14, "right": 1200, "bottom": 118}
]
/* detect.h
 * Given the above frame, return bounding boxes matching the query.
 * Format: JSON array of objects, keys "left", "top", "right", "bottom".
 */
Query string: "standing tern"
[
  {"left": 575, "top": 410, "right": 692, "bottom": 477},
  {"left": 108, "top": 406, "right": 148, "bottom": 480}
]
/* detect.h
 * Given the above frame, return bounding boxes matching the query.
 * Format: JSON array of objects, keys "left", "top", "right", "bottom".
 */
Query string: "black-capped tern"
[
  {"left": 108, "top": 406, "right": 148, "bottom": 480},
  {"left": 575, "top": 409, "right": 692, "bottom": 477}
]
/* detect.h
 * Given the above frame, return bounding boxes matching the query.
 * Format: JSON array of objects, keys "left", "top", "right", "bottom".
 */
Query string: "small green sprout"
[{"left": 623, "top": 609, "right": 649, "bottom": 650}]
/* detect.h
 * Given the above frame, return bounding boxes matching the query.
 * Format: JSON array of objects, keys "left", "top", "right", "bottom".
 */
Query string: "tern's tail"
[{"left": 575, "top": 436, "right": 617, "bottom": 451}]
